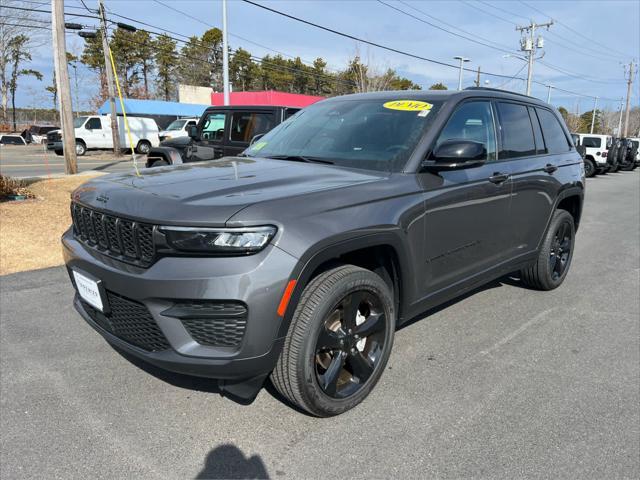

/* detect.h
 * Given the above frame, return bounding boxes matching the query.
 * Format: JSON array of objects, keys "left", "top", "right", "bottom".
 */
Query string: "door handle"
[
  {"left": 489, "top": 172, "right": 509, "bottom": 184},
  {"left": 543, "top": 164, "right": 558, "bottom": 174}
]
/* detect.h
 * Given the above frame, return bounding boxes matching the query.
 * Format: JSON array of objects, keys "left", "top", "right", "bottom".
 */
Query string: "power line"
[{"left": 518, "top": 0, "right": 633, "bottom": 60}]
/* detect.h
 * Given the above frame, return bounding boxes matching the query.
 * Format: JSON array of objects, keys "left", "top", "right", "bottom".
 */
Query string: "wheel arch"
[
  {"left": 145, "top": 146, "right": 181, "bottom": 168},
  {"left": 276, "top": 232, "right": 414, "bottom": 338}
]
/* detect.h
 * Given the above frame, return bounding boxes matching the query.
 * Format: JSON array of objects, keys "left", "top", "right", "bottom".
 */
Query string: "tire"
[
  {"left": 75, "top": 141, "right": 86, "bottom": 156},
  {"left": 521, "top": 209, "right": 575, "bottom": 291},
  {"left": 584, "top": 158, "right": 596, "bottom": 177},
  {"left": 271, "top": 265, "right": 395, "bottom": 417},
  {"left": 149, "top": 159, "right": 169, "bottom": 168},
  {"left": 136, "top": 140, "right": 151, "bottom": 154},
  {"left": 54, "top": 149, "right": 63, "bottom": 156}
]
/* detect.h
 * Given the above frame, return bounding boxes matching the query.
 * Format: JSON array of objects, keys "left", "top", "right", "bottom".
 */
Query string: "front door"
[
  {"left": 191, "top": 111, "right": 227, "bottom": 162},
  {"left": 225, "top": 110, "right": 277, "bottom": 157},
  {"left": 420, "top": 100, "right": 513, "bottom": 296}
]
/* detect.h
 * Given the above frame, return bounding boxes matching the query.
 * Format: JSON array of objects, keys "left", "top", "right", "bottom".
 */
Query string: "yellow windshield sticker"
[
  {"left": 250, "top": 141, "right": 268, "bottom": 151},
  {"left": 383, "top": 100, "right": 433, "bottom": 112}
]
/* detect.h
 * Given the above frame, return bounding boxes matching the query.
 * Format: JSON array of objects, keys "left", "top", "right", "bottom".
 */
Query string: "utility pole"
[
  {"left": 222, "top": 0, "right": 230, "bottom": 105},
  {"left": 98, "top": 0, "right": 121, "bottom": 155},
  {"left": 51, "top": 0, "right": 77, "bottom": 174},
  {"left": 622, "top": 60, "right": 636, "bottom": 137},
  {"left": 546, "top": 84, "right": 553, "bottom": 104},
  {"left": 590, "top": 96, "right": 598, "bottom": 134},
  {"left": 475, "top": 66, "right": 481, "bottom": 87},
  {"left": 617, "top": 99, "right": 624, "bottom": 137},
  {"left": 453, "top": 56, "right": 470, "bottom": 91},
  {"left": 516, "top": 20, "right": 553, "bottom": 96}
]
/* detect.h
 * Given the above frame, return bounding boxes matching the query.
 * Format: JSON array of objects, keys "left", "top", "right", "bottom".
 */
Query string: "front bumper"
[
  {"left": 62, "top": 229, "right": 298, "bottom": 381},
  {"left": 47, "top": 141, "right": 62, "bottom": 151}
]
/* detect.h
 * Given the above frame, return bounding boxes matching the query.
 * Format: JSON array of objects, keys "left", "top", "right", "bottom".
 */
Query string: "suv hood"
[
  {"left": 72, "top": 156, "right": 387, "bottom": 226},
  {"left": 158, "top": 135, "right": 191, "bottom": 149}
]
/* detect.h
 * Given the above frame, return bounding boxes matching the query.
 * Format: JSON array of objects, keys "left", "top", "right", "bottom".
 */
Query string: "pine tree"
[{"left": 154, "top": 34, "right": 177, "bottom": 101}]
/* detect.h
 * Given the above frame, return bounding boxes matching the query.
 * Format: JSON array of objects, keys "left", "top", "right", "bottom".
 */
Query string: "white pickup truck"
[{"left": 46, "top": 115, "right": 160, "bottom": 156}]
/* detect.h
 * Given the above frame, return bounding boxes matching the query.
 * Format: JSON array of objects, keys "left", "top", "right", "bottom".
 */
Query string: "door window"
[
  {"left": 229, "top": 112, "right": 276, "bottom": 143},
  {"left": 86, "top": 118, "right": 102, "bottom": 130},
  {"left": 535, "top": 108, "right": 571, "bottom": 154},
  {"left": 435, "top": 101, "right": 497, "bottom": 161},
  {"left": 528, "top": 107, "right": 546, "bottom": 154},
  {"left": 582, "top": 137, "right": 601, "bottom": 148},
  {"left": 200, "top": 113, "right": 226, "bottom": 142},
  {"left": 497, "top": 102, "right": 536, "bottom": 159}
]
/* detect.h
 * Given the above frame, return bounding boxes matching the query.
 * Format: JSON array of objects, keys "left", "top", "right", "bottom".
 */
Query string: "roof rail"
[{"left": 464, "top": 86, "right": 536, "bottom": 99}]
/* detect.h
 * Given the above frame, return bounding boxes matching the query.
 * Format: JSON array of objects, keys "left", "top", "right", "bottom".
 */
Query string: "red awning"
[{"left": 211, "top": 90, "right": 324, "bottom": 108}]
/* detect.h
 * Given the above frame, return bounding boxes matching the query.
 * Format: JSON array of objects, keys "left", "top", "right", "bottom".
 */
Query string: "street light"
[{"left": 453, "top": 56, "right": 470, "bottom": 90}]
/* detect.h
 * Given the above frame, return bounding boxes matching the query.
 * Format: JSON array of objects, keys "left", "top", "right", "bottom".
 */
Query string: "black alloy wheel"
[
  {"left": 314, "top": 290, "right": 387, "bottom": 398},
  {"left": 549, "top": 220, "right": 572, "bottom": 281}
]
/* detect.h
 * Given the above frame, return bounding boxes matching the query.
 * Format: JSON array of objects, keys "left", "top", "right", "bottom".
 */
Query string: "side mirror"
[
  {"left": 422, "top": 139, "right": 486, "bottom": 171},
  {"left": 188, "top": 125, "right": 199, "bottom": 140},
  {"left": 250, "top": 133, "right": 265, "bottom": 146}
]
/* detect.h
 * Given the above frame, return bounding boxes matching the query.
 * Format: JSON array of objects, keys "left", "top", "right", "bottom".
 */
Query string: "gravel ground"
[{"left": 1, "top": 171, "right": 638, "bottom": 479}]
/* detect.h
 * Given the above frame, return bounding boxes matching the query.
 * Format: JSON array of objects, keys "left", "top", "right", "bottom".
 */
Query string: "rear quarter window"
[
  {"left": 536, "top": 108, "right": 570, "bottom": 154},
  {"left": 582, "top": 137, "right": 601, "bottom": 148}
]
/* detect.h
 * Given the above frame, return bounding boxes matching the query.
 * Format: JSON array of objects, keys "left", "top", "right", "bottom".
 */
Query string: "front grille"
[
  {"left": 80, "top": 290, "right": 170, "bottom": 352},
  {"left": 71, "top": 203, "right": 155, "bottom": 267},
  {"left": 162, "top": 301, "right": 248, "bottom": 347},
  {"left": 47, "top": 131, "right": 61, "bottom": 142}
]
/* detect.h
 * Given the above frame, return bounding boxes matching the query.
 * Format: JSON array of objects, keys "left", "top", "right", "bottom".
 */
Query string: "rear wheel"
[
  {"left": 271, "top": 265, "right": 395, "bottom": 417},
  {"left": 521, "top": 209, "right": 575, "bottom": 291},
  {"left": 136, "top": 140, "right": 151, "bottom": 154},
  {"left": 584, "top": 158, "right": 596, "bottom": 177},
  {"left": 75, "top": 141, "right": 86, "bottom": 156}
]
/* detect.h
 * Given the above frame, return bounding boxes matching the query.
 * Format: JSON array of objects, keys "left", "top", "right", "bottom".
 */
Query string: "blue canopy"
[{"left": 97, "top": 98, "right": 209, "bottom": 117}]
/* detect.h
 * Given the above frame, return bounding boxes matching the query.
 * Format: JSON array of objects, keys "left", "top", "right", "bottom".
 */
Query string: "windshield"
[
  {"left": 73, "top": 116, "right": 88, "bottom": 128},
  {"left": 166, "top": 119, "right": 187, "bottom": 131},
  {"left": 245, "top": 98, "right": 443, "bottom": 172}
]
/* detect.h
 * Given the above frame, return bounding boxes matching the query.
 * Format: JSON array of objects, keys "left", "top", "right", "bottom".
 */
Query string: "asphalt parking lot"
[
  {"left": 0, "top": 144, "right": 141, "bottom": 177},
  {"left": 1, "top": 171, "right": 638, "bottom": 479}
]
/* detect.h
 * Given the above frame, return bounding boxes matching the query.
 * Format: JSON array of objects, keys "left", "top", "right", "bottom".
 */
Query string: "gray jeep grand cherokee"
[{"left": 63, "top": 88, "right": 585, "bottom": 416}]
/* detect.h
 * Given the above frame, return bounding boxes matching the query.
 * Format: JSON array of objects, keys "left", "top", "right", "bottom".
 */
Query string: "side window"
[
  {"left": 201, "top": 113, "right": 226, "bottom": 142},
  {"left": 435, "top": 101, "right": 497, "bottom": 161},
  {"left": 528, "top": 107, "right": 546, "bottom": 154},
  {"left": 496, "top": 102, "right": 536, "bottom": 159},
  {"left": 230, "top": 112, "right": 276, "bottom": 143},
  {"left": 535, "top": 108, "right": 571, "bottom": 154},
  {"left": 582, "top": 137, "right": 601, "bottom": 148},
  {"left": 86, "top": 118, "right": 102, "bottom": 130},
  {"left": 186, "top": 121, "right": 196, "bottom": 129},
  {"left": 284, "top": 108, "right": 300, "bottom": 120}
]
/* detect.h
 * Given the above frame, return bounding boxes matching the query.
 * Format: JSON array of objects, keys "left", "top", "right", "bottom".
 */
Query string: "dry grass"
[{"left": 0, "top": 174, "right": 100, "bottom": 275}]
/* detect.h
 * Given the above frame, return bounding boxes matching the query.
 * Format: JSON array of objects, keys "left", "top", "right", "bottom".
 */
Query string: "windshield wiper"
[{"left": 265, "top": 154, "right": 334, "bottom": 165}]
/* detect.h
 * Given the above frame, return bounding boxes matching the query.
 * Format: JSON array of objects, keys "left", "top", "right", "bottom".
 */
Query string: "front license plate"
[{"left": 73, "top": 270, "right": 104, "bottom": 312}]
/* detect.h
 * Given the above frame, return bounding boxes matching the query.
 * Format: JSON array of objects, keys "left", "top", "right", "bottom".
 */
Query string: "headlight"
[{"left": 160, "top": 226, "right": 276, "bottom": 253}]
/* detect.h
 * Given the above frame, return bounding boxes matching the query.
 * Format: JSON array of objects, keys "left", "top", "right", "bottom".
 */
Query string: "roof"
[
  {"left": 210, "top": 90, "right": 323, "bottom": 108},
  {"left": 97, "top": 98, "right": 210, "bottom": 117}
]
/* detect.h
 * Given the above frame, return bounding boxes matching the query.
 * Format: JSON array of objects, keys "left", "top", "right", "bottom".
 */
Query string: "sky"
[{"left": 10, "top": 0, "right": 640, "bottom": 113}]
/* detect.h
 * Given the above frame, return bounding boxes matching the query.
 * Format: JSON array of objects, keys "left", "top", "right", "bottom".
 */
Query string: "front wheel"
[
  {"left": 584, "top": 159, "right": 596, "bottom": 177},
  {"left": 521, "top": 209, "right": 575, "bottom": 291},
  {"left": 271, "top": 265, "right": 395, "bottom": 417}
]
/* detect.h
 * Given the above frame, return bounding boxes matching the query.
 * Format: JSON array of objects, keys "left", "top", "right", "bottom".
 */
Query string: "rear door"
[
  {"left": 421, "top": 99, "right": 514, "bottom": 294},
  {"left": 191, "top": 110, "right": 227, "bottom": 162},
  {"left": 225, "top": 110, "right": 277, "bottom": 157},
  {"left": 505, "top": 103, "right": 572, "bottom": 252}
]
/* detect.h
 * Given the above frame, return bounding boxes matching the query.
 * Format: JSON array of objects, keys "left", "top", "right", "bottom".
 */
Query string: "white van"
[
  {"left": 577, "top": 133, "right": 612, "bottom": 175},
  {"left": 47, "top": 115, "right": 160, "bottom": 156},
  {"left": 158, "top": 118, "right": 199, "bottom": 142}
]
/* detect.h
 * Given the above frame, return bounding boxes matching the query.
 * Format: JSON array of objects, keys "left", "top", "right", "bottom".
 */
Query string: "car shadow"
[{"left": 195, "top": 444, "right": 269, "bottom": 479}]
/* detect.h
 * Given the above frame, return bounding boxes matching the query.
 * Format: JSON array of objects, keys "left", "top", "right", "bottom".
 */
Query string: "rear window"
[
  {"left": 582, "top": 137, "right": 601, "bottom": 148},
  {"left": 0, "top": 135, "right": 25, "bottom": 145},
  {"left": 536, "top": 108, "right": 571, "bottom": 154},
  {"left": 497, "top": 102, "right": 536, "bottom": 159}
]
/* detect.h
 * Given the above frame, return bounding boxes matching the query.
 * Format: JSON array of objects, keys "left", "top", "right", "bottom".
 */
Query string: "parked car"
[
  {"left": 158, "top": 118, "right": 199, "bottom": 142},
  {"left": 629, "top": 137, "right": 640, "bottom": 166},
  {"left": 576, "top": 133, "right": 611, "bottom": 176},
  {"left": 145, "top": 105, "right": 299, "bottom": 168},
  {"left": 618, "top": 138, "right": 638, "bottom": 171},
  {"left": 63, "top": 88, "right": 584, "bottom": 416},
  {"left": 0, "top": 134, "right": 27, "bottom": 145},
  {"left": 21, "top": 124, "right": 59, "bottom": 144},
  {"left": 47, "top": 115, "right": 160, "bottom": 156},
  {"left": 607, "top": 137, "right": 621, "bottom": 172},
  {"left": 571, "top": 133, "right": 586, "bottom": 161}
]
